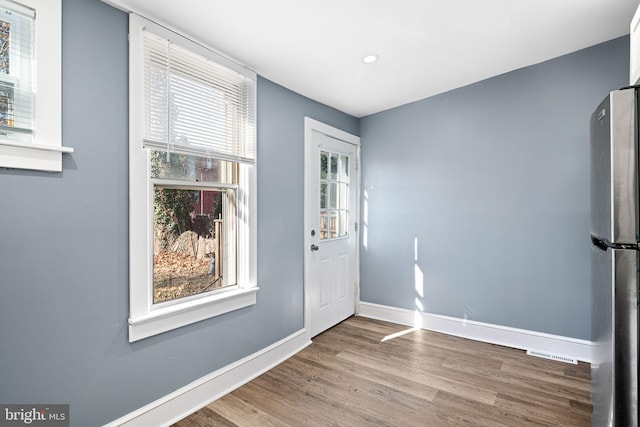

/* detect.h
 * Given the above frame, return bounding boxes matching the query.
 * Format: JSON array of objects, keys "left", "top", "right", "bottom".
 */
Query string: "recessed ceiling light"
[{"left": 362, "top": 55, "right": 378, "bottom": 64}]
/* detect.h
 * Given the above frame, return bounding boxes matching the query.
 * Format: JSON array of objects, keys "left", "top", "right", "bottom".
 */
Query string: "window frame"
[
  {"left": 0, "top": 0, "right": 71, "bottom": 172},
  {"left": 128, "top": 14, "right": 257, "bottom": 342}
]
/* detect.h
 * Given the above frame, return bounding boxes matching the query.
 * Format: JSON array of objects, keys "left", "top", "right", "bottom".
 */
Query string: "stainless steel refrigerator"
[{"left": 590, "top": 87, "right": 639, "bottom": 427}]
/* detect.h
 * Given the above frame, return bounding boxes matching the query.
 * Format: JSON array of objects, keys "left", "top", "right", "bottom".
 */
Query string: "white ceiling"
[{"left": 104, "top": 0, "right": 639, "bottom": 117}]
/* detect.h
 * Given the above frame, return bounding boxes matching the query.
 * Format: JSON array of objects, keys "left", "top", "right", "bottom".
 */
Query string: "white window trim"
[
  {"left": 128, "top": 14, "right": 257, "bottom": 342},
  {"left": 0, "top": 0, "right": 72, "bottom": 172}
]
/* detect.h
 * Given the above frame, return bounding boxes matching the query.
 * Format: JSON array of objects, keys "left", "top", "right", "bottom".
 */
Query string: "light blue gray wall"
[
  {"left": 359, "top": 37, "right": 629, "bottom": 340},
  {"left": 0, "top": 0, "right": 630, "bottom": 422},
  {"left": 0, "top": 0, "right": 357, "bottom": 425}
]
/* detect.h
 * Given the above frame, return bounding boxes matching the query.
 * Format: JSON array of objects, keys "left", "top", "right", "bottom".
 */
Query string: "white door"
[{"left": 304, "top": 118, "right": 360, "bottom": 338}]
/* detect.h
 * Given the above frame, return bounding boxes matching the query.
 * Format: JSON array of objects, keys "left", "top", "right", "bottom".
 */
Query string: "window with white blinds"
[
  {"left": 142, "top": 29, "right": 256, "bottom": 164},
  {"left": 129, "top": 14, "right": 258, "bottom": 342},
  {"left": 0, "top": 0, "right": 34, "bottom": 143},
  {"left": 0, "top": 0, "right": 66, "bottom": 172}
]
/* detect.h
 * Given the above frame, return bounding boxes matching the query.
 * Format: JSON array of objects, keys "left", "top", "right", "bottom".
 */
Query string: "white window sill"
[
  {"left": 0, "top": 141, "right": 74, "bottom": 172},
  {"left": 0, "top": 140, "right": 74, "bottom": 153},
  {"left": 128, "top": 286, "right": 259, "bottom": 342}
]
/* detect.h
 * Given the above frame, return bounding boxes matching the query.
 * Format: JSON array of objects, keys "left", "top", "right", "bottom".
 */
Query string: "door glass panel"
[
  {"left": 339, "top": 183, "right": 347, "bottom": 208},
  {"left": 340, "top": 156, "right": 348, "bottom": 181},
  {"left": 320, "top": 182, "right": 327, "bottom": 209},
  {"left": 330, "top": 154, "right": 338, "bottom": 180},
  {"left": 330, "top": 182, "right": 337, "bottom": 209},
  {"left": 319, "top": 149, "right": 349, "bottom": 241},
  {"left": 320, "top": 152, "right": 328, "bottom": 179},
  {"left": 320, "top": 211, "right": 328, "bottom": 239},
  {"left": 329, "top": 211, "right": 338, "bottom": 238},
  {"left": 338, "top": 210, "right": 348, "bottom": 237}
]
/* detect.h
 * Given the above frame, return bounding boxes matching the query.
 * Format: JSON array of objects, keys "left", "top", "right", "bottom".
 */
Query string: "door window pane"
[
  {"left": 338, "top": 210, "right": 348, "bottom": 237},
  {"left": 330, "top": 154, "right": 338, "bottom": 180},
  {"left": 319, "top": 149, "right": 350, "bottom": 241},
  {"left": 330, "top": 182, "right": 337, "bottom": 209},
  {"left": 320, "top": 152, "right": 328, "bottom": 179},
  {"left": 320, "top": 211, "right": 328, "bottom": 240},
  {"left": 320, "top": 182, "right": 327, "bottom": 209},
  {"left": 340, "top": 155, "right": 348, "bottom": 181},
  {"left": 339, "top": 183, "right": 347, "bottom": 208},
  {"left": 329, "top": 211, "right": 338, "bottom": 238}
]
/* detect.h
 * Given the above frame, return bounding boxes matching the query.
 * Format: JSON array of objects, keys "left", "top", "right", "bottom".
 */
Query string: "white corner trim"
[
  {"left": 358, "top": 302, "right": 592, "bottom": 363},
  {"left": 103, "top": 329, "right": 311, "bottom": 427}
]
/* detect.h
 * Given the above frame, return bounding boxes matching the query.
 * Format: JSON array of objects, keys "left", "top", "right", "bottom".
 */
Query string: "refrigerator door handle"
[
  {"left": 591, "top": 234, "right": 640, "bottom": 251},
  {"left": 591, "top": 235, "right": 610, "bottom": 252}
]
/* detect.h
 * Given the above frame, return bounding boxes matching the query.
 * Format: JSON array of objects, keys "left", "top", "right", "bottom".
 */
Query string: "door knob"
[{"left": 310, "top": 244, "right": 319, "bottom": 251}]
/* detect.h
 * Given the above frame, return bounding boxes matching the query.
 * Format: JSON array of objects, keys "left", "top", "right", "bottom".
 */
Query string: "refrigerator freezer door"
[
  {"left": 590, "top": 89, "right": 639, "bottom": 245},
  {"left": 591, "top": 245, "right": 638, "bottom": 427}
]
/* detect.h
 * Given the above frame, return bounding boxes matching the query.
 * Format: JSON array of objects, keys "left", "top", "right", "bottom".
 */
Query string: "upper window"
[
  {"left": 0, "top": 0, "right": 69, "bottom": 172},
  {"left": 128, "top": 14, "right": 257, "bottom": 342},
  {"left": 0, "top": 2, "right": 34, "bottom": 140}
]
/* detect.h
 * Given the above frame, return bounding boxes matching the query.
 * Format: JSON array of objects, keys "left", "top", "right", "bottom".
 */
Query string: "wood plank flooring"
[{"left": 174, "top": 316, "right": 592, "bottom": 426}]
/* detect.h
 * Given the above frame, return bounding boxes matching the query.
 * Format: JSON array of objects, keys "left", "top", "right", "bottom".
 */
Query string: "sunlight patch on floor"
[{"left": 381, "top": 327, "right": 419, "bottom": 342}]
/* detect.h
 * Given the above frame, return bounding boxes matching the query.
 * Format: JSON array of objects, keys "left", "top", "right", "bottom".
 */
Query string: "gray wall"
[
  {"left": 0, "top": 0, "right": 630, "bottom": 423},
  {"left": 0, "top": 0, "right": 357, "bottom": 425},
  {"left": 359, "top": 37, "right": 629, "bottom": 340}
]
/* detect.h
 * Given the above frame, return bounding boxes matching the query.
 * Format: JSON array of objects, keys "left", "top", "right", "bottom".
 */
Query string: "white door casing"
[{"left": 304, "top": 118, "right": 360, "bottom": 338}]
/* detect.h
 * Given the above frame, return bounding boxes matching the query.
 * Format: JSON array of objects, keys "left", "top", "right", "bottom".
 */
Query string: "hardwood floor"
[{"left": 174, "top": 316, "right": 592, "bottom": 426}]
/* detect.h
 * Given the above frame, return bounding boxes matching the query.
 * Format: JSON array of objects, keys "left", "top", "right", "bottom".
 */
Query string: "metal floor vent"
[{"left": 526, "top": 349, "right": 578, "bottom": 365}]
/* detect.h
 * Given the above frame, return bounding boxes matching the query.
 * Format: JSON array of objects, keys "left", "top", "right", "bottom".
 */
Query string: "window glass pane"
[
  {"left": 0, "top": 4, "right": 34, "bottom": 143},
  {"left": 320, "top": 182, "right": 327, "bottom": 209},
  {"left": 338, "top": 183, "right": 348, "bottom": 209},
  {"left": 0, "top": 20, "right": 11, "bottom": 131},
  {"left": 329, "top": 211, "right": 338, "bottom": 238},
  {"left": 320, "top": 152, "right": 328, "bottom": 180},
  {"left": 340, "top": 155, "right": 348, "bottom": 182},
  {"left": 320, "top": 211, "right": 328, "bottom": 240},
  {"left": 338, "top": 210, "right": 348, "bottom": 237},
  {"left": 0, "top": 20, "right": 9, "bottom": 75},
  {"left": 330, "top": 154, "right": 338, "bottom": 180},
  {"left": 150, "top": 150, "right": 238, "bottom": 184},
  {"left": 330, "top": 182, "right": 337, "bottom": 209},
  {"left": 153, "top": 187, "right": 235, "bottom": 304}
]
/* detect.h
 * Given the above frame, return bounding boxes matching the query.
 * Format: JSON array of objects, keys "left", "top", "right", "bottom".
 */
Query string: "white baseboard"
[
  {"left": 104, "top": 305, "right": 591, "bottom": 426},
  {"left": 358, "top": 302, "right": 592, "bottom": 363},
  {"left": 104, "top": 329, "right": 311, "bottom": 427}
]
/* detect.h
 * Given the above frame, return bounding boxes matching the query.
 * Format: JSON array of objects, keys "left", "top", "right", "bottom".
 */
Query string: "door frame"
[{"left": 303, "top": 117, "right": 361, "bottom": 340}]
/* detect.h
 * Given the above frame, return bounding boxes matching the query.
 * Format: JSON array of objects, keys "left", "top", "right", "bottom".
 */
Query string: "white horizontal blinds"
[
  {"left": 0, "top": 0, "right": 34, "bottom": 143},
  {"left": 143, "top": 30, "right": 256, "bottom": 164},
  {"left": 144, "top": 33, "right": 169, "bottom": 146}
]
